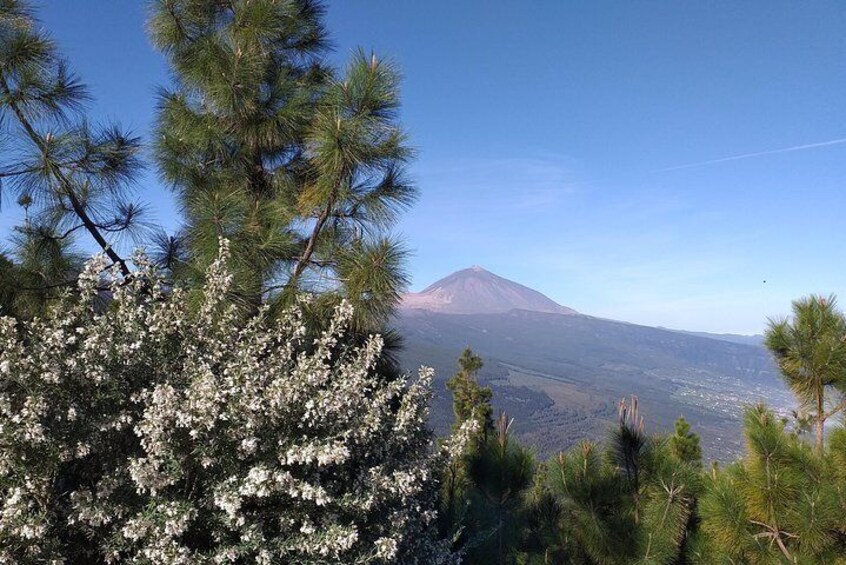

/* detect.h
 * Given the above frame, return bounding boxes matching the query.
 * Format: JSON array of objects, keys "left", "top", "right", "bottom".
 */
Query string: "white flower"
[
  {"left": 375, "top": 536, "right": 398, "bottom": 560},
  {"left": 0, "top": 242, "right": 458, "bottom": 564},
  {"left": 240, "top": 437, "right": 257, "bottom": 455}
]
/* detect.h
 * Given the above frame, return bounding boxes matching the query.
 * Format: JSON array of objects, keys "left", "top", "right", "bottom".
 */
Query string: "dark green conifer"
[
  {"left": 148, "top": 0, "right": 414, "bottom": 329},
  {"left": 446, "top": 348, "right": 493, "bottom": 437},
  {"left": 543, "top": 397, "right": 702, "bottom": 564},
  {"left": 439, "top": 348, "right": 494, "bottom": 544},
  {"left": 670, "top": 416, "right": 703, "bottom": 466},
  {"left": 464, "top": 412, "right": 535, "bottom": 565}
]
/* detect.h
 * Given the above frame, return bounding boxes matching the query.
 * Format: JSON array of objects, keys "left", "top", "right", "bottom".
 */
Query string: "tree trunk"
[
  {"left": 817, "top": 392, "right": 825, "bottom": 454},
  {"left": 497, "top": 506, "right": 504, "bottom": 565},
  {"left": 288, "top": 199, "right": 334, "bottom": 292}
]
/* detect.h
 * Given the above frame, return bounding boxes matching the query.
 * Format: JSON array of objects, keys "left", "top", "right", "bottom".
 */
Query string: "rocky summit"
[{"left": 400, "top": 265, "right": 577, "bottom": 315}]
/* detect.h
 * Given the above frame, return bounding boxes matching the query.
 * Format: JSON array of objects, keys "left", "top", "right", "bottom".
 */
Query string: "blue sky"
[{"left": 2, "top": 1, "right": 845, "bottom": 334}]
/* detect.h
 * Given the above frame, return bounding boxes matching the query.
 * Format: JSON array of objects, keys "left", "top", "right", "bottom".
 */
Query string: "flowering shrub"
[{"left": 0, "top": 241, "right": 470, "bottom": 563}]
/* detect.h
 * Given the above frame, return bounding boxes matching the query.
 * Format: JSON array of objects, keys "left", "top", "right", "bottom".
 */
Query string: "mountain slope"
[
  {"left": 401, "top": 266, "right": 576, "bottom": 315},
  {"left": 668, "top": 329, "right": 764, "bottom": 346},
  {"left": 396, "top": 268, "right": 790, "bottom": 461}
]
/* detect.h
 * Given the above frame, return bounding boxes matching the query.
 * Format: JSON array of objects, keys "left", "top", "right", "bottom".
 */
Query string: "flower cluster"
[{"left": 0, "top": 242, "right": 468, "bottom": 563}]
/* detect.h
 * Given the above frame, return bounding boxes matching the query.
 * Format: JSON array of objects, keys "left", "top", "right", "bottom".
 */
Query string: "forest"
[{"left": 1, "top": 1, "right": 845, "bottom": 563}]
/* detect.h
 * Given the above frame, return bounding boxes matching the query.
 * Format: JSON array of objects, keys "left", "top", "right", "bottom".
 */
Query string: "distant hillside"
[
  {"left": 397, "top": 269, "right": 790, "bottom": 461},
  {"left": 666, "top": 329, "right": 765, "bottom": 347},
  {"left": 401, "top": 266, "right": 577, "bottom": 315}
]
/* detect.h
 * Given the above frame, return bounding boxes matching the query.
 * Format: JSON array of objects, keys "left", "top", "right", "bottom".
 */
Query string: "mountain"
[
  {"left": 401, "top": 266, "right": 577, "bottom": 315},
  {"left": 397, "top": 268, "right": 790, "bottom": 461}
]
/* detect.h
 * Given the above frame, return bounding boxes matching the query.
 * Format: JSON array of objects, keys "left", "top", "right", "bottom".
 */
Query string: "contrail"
[{"left": 658, "top": 137, "right": 846, "bottom": 172}]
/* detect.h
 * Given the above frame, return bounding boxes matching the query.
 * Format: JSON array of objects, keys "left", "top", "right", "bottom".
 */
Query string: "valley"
[{"left": 397, "top": 267, "right": 791, "bottom": 461}]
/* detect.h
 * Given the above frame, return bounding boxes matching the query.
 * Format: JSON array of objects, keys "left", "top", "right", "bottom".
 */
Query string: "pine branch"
[
  {"left": 825, "top": 398, "right": 846, "bottom": 420},
  {"left": 0, "top": 72, "right": 129, "bottom": 276}
]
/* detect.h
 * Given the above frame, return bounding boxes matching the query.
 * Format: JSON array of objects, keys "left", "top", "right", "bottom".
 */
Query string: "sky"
[{"left": 2, "top": 1, "right": 845, "bottom": 335}]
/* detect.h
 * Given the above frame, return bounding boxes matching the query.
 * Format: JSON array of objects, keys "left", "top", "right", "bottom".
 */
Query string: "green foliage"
[
  {"left": 0, "top": 0, "right": 144, "bottom": 315},
  {"left": 515, "top": 461, "right": 572, "bottom": 564},
  {"left": 765, "top": 294, "right": 846, "bottom": 452},
  {"left": 0, "top": 233, "right": 80, "bottom": 318},
  {"left": 149, "top": 0, "right": 414, "bottom": 329},
  {"left": 440, "top": 401, "right": 707, "bottom": 564},
  {"left": 546, "top": 441, "right": 633, "bottom": 564},
  {"left": 464, "top": 413, "right": 535, "bottom": 565},
  {"left": 540, "top": 398, "right": 702, "bottom": 565},
  {"left": 439, "top": 349, "right": 494, "bottom": 548},
  {"left": 440, "top": 350, "right": 537, "bottom": 564},
  {"left": 699, "top": 404, "right": 846, "bottom": 563},
  {"left": 670, "top": 416, "right": 703, "bottom": 466},
  {"left": 446, "top": 348, "right": 493, "bottom": 436}
]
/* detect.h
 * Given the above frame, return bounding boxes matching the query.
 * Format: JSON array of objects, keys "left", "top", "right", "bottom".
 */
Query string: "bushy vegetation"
[
  {"left": 698, "top": 405, "right": 846, "bottom": 563},
  {"left": 437, "top": 296, "right": 846, "bottom": 564},
  {"left": 2, "top": 1, "right": 846, "bottom": 564},
  {"left": 0, "top": 245, "right": 472, "bottom": 563}
]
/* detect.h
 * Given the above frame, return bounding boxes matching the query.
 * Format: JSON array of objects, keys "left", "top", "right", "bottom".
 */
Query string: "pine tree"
[
  {"left": 464, "top": 412, "right": 535, "bottom": 565},
  {"left": 439, "top": 351, "right": 538, "bottom": 563},
  {"left": 698, "top": 404, "right": 846, "bottom": 563},
  {"left": 0, "top": 0, "right": 144, "bottom": 315},
  {"left": 439, "top": 348, "right": 494, "bottom": 545},
  {"left": 546, "top": 440, "right": 633, "bottom": 563},
  {"left": 148, "top": 0, "right": 414, "bottom": 330},
  {"left": 765, "top": 294, "right": 846, "bottom": 453},
  {"left": 544, "top": 397, "right": 702, "bottom": 564},
  {"left": 670, "top": 416, "right": 702, "bottom": 466},
  {"left": 515, "top": 461, "right": 570, "bottom": 564},
  {"left": 446, "top": 348, "right": 493, "bottom": 437}
]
